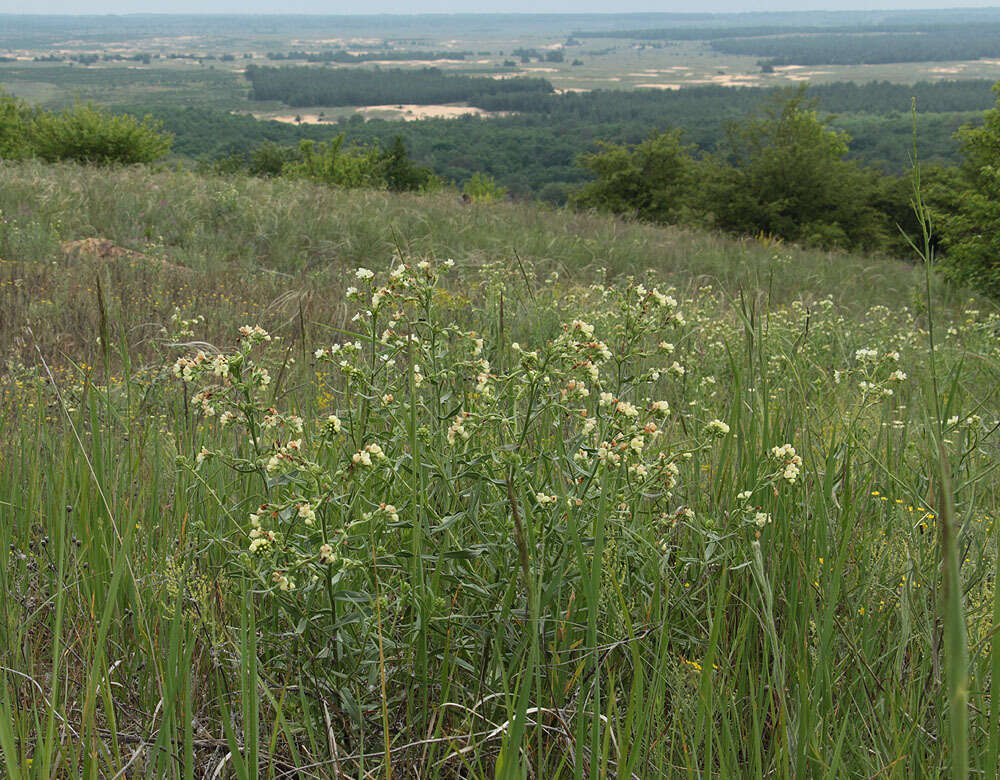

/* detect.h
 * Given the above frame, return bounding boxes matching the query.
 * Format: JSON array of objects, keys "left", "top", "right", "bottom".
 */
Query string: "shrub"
[
  {"left": 0, "top": 88, "right": 35, "bottom": 160},
  {"left": 31, "top": 102, "right": 172, "bottom": 165},
  {"left": 462, "top": 171, "right": 508, "bottom": 202},
  {"left": 570, "top": 130, "right": 698, "bottom": 224}
]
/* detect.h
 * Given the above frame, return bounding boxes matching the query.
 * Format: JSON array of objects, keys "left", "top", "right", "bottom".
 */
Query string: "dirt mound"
[{"left": 60, "top": 238, "right": 190, "bottom": 273}]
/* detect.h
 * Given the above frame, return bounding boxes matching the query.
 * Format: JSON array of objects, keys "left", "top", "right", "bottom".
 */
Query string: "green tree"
[
  {"left": 939, "top": 83, "right": 1000, "bottom": 297},
  {"left": 706, "top": 87, "right": 883, "bottom": 249},
  {"left": 32, "top": 103, "right": 172, "bottom": 165},
  {"left": 380, "top": 136, "right": 436, "bottom": 192},
  {"left": 570, "top": 130, "right": 698, "bottom": 224}
]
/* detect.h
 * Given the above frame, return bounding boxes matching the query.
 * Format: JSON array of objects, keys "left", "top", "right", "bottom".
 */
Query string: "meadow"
[{"left": 0, "top": 160, "right": 998, "bottom": 777}]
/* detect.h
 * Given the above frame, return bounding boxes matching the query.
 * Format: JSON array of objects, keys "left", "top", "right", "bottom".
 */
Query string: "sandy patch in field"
[
  {"left": 367, "top": 58, "right": 468, "bottom": 66},
  {"left": 554, "top": 87, "right": 592, "bottom": 93},
  {"left": 929, "top": 66, "right": 962, "bottom": 73},
  {"left": 774, "top": 65, "right": 805, "bottom": 71},
  {"left": 635, "top": 83, "right": 683, "bottom": 90},
  {"left": 355, "top": 104, "right": 506, "bottom": 120},
  {"left": 522, "top": 67, "right": 559, "bottom": 73},
  {"left": 253, "top": 104, "right": 505, "bottom": 123},
  {"left": 256, "top": 113, "right": 337, "bottom": 124}
]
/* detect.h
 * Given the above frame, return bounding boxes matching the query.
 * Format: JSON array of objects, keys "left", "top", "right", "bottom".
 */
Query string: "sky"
[{"left": 9, "top": 1, "right": 1000, "bottom": 14}]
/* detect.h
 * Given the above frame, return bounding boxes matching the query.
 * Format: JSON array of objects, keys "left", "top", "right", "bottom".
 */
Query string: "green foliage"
[
  {"left": 381, "top": 135, "right": 438, "bottom": 193},
  {"left": 244, "top": 64, "right": 552, "bottom": 108},
  {"left": 31, "top": 102, "right": 172, "bottom": 165},
  {"left": 570, "top": 130, "right": 699, "bottom": 224},
  {"left": 706, "top": 87, "right": 884, "bottom": 249},
  {"left": 462, "top": 171, "right": 508, "bottom": 202},
  {"left": 0, "top": 87, "right": 34, "bottom": 160},
  {"left": 939, "top": 84, "right": 1000, "bottom": 297},
  {"left": 283, "top": 136, "right": 383, "bottom": 188}
]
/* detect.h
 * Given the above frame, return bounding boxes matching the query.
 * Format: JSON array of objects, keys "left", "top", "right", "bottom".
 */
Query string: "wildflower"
[
  {"left": 195, "top": 446, "right": 211, "bottom": 466},
  {"left": 298, "top": 503, "right": 316, "bottom": 526},
  {"left": 355, "top": 267, "right": 375, "bottom": 280},
  {"left": 535, "top": 493, "right": 558, "bottom": 505},
  {"left": 212, "top": 355, "right": 229, "bottom": 378},
  {"left": 650, "top": 400, "right": 670, "bottom": 415},
  {"left": 319, "top": 543, "right": 336, "bottom": 565},
  {"left": 272, "top": 571, "right": 295, "bottom": 591},
  {"left": 771, "top": 444, "right": 803, "bottom": 484},
  {"left": 249, "top": 527, "right": 276, "bottom": 554},
  {"left": 737, "top": 490, "right": 752, "bottom": 501},
  {"left": 754, "top": 511, "right": 772, "bottom": 528},
  {"left": 668, "top": 361, "right": 685, "bottom": 377},
  {"left": 888, "top": 370, "right": 907, "bottom": 381},
  {"left": 705, "top": 419, "right": 730, "bottom": 437}
]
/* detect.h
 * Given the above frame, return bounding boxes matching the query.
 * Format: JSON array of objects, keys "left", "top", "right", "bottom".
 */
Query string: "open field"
[{"left": 1, "top": 160, "right": 999, "bottom": 777}]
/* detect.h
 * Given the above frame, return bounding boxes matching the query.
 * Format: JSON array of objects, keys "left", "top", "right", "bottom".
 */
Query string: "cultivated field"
[{"left": 0, "top": 161, "right": 998, "bottom": 777}]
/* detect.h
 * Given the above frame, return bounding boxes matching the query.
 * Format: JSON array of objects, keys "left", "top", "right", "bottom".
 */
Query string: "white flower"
[
  {"left": 754, "top": 511, "right": 772, "bottom": 528},
  {"left": 298, "top": 503, "right": 316, "bottom": 526},
  {"left": 616, "top": 400, "right": 639, "bottom": 418},
  {"left": 355, "top": 267, "right": 375, "bottom": 280},
  {"left": 195, "top": 447, "right": 211, "bottom": 466},
  {"left": 705, "top": 419, "right": 730, "bottom": 437},
  {"left": 669, "top": 362, "right": 685, "bottom": 377},
  {"left": 535, "top": 493, "right": 558, "bottom": 505},
  {"left": 651, "top": 400, "right": 670, "bottom": 415},
  {"left": 888, "top": 370, "right": 907, "bottom": 381}
]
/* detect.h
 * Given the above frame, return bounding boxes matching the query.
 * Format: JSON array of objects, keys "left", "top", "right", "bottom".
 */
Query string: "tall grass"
[{"left": 0, "top": 161, "right": 997, "bottom": 778}]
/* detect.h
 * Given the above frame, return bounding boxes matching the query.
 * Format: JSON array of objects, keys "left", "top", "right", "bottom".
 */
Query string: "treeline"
[
  {"left": 572, "top": 20, "right": 1000, "bottom": 41},
  {"left": 243, "top": 65, "right": 553, "bottom": 108},
  {"left": 711, "top": 26, "right": 1000, "bottom": 66},
  {"left": 264, "top": 50, "right": 474, "bottom": 63},
  {"left": 468, "top": 79, "right": 995, "bottom": 125}
]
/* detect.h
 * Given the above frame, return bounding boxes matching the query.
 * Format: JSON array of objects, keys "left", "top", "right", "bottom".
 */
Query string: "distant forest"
[
  {"left": 243, "top": 65, "right": 553, "bottom": 108},
  {"left": 570, "top": 21, "right": 1000, "bottom": 66},
  {"left": 710, "top": 26, "right": 1000, "bottom": 66},
  {"left": 129, "top": 79, "right": 993, "bottom": 201}
]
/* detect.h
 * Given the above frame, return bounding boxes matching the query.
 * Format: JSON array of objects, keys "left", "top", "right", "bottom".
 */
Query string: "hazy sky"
[{"left": 11, "top": 1, "right": 1000, "bottom": 14}]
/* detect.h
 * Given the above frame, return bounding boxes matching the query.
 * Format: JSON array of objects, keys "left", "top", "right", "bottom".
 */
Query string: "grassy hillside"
[
  {"left": 1, "top": 161, "right": 998, "bottom": 778},
  {"left": 0, "top": 160, "right": 962, "bottom": 365}
]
